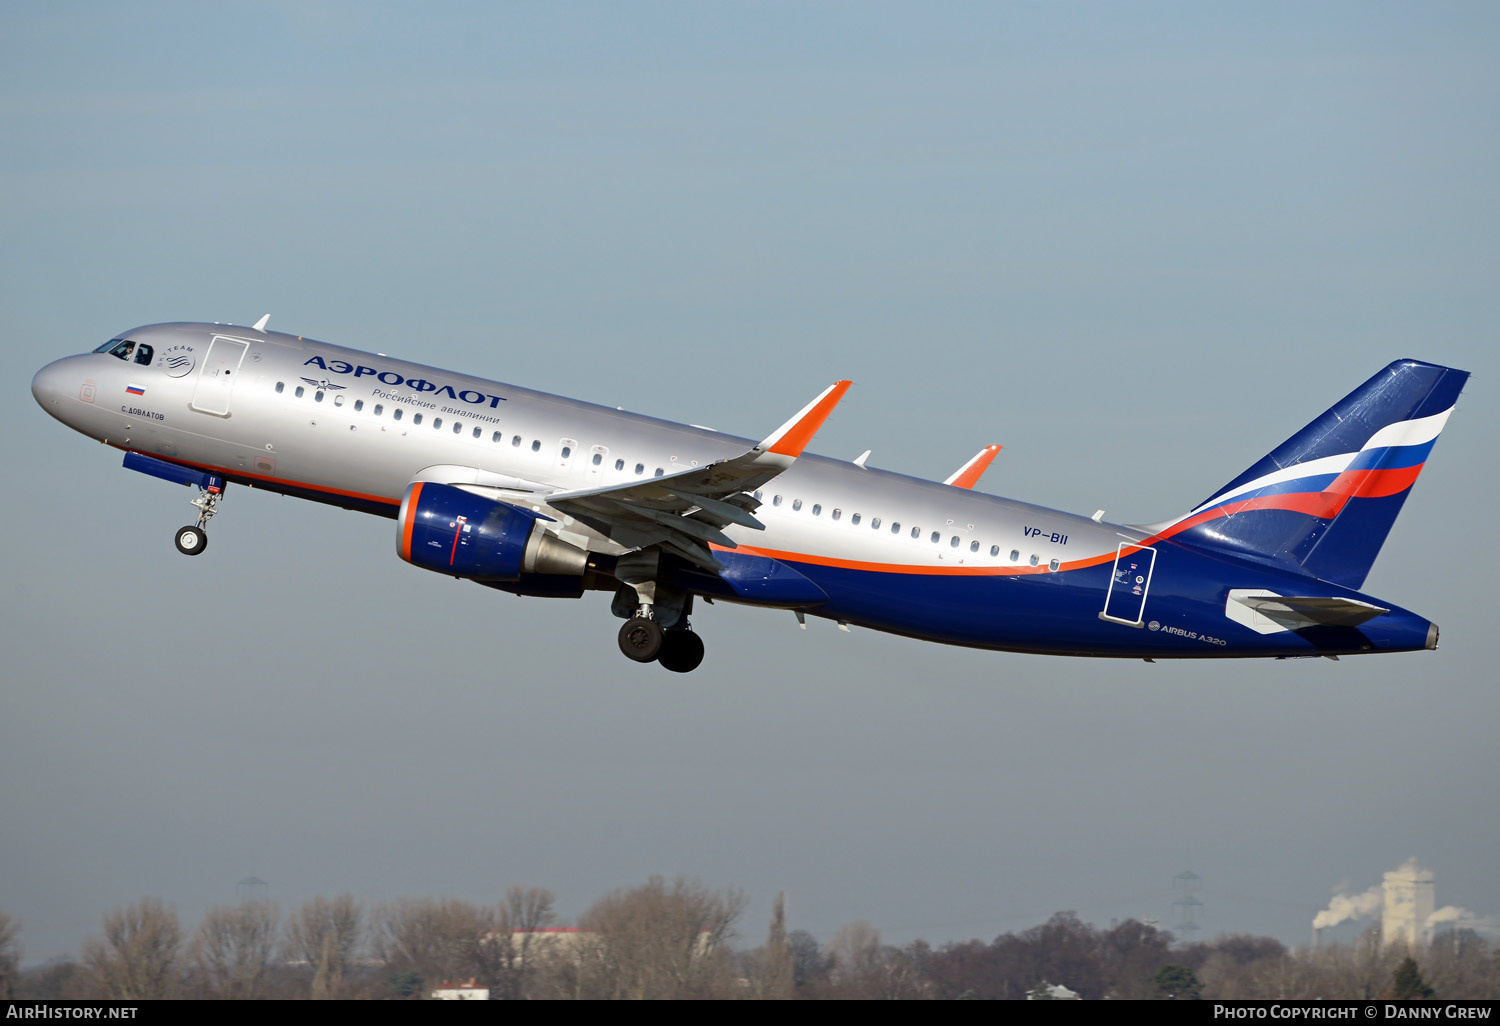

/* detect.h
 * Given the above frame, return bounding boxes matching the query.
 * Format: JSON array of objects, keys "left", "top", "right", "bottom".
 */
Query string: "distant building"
[
  {"left": 432, "top": 978, "right": 489, "bottom": 1000},
  {"left": 1382, "top": 863, "right": 1436, "bottom": 949}
]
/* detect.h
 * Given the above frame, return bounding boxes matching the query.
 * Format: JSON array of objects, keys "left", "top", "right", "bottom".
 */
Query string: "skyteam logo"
[{"left": 159, "top": 343, "right": 196, "bottom": 378}]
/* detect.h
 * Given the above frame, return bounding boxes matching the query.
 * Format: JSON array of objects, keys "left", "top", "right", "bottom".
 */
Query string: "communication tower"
[
  {"left": 237, "top": 876, "right": 269, "bottom": 905},
  {"left": 1172, "top": 868, "right": 1203, "bottom": 942}
]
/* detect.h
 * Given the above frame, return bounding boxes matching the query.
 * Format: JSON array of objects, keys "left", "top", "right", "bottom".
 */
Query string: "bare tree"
[
  {"left": 377, "top": 898, "right": 491, "bottom": 998},
  {"left": 189, "top": 901, "right": 278, "bottom": 999},
  {"left": 477, "top": 886, "right": 557, "bottom": 1000},
  {"left": 572, "top": 875, "right": 746, "bottom": 999},
  {"left": 743, "top": 892, "right": 794, "bottom": 999},
  {"left": 79, "top": 898, "right": 182, "bottom": 1000},
  {"left": 0, "top": 910, "right": 20, "bottom": 999},
  {"left": 826, "top": 920, "right": 884, "bottom": 980},
  {"left": 284, "top": 895, "right": 363, "bottom": 1000}
]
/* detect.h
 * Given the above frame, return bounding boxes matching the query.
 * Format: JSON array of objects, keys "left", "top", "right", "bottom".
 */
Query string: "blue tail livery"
[{"left": 1154, "top": 360, "right": 1467, "bottom": 589}]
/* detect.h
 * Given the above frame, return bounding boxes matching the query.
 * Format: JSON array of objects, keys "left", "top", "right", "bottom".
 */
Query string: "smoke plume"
[{"left": 1312, "top": 885, "right": 1383, "bottom": 931}]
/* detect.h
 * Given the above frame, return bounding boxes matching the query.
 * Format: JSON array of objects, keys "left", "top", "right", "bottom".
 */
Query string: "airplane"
[{"left": 31, "top": 319, "right": 1467, "bottom": 672}]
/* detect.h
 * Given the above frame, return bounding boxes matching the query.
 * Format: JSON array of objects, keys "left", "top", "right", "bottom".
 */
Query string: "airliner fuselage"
[{"left": 32, "top": 321, "right": 1462, "bottom": 670}]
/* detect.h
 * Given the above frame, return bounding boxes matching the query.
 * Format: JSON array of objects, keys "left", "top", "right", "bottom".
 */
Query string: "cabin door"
[{"left": 190, "top": 336, "right": 249, "bottom": 416}]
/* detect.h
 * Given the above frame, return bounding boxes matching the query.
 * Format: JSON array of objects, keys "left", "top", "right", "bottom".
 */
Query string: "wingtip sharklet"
[
  {"left": 945, "top": 444, "right": 1002, "bottom": 488},
  {"left": 760, "top": 380, "right": 853, "bottom": 457}
]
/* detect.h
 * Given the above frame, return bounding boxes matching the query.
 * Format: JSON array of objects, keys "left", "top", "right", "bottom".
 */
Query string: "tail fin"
[{"left": 1159, "top": 359, "right": 1468, "bottom": 589}]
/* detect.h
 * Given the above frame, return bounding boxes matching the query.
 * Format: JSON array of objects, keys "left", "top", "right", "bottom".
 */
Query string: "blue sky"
[{"left": 4, "top": 2, "right": 1498, "bottom": 962}]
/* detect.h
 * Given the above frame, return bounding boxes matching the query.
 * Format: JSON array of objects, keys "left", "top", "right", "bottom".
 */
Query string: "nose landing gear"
[
  {"left": 175, "top": 480, "right": 224, "bottom": 557},
  {"left": 174, "top": 524, "right": 208, "bottom": 555}
]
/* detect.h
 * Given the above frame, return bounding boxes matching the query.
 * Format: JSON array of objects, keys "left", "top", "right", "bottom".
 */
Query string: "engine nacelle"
[{"left": 396, "top": 482, "right": 586, "bottom": 582}]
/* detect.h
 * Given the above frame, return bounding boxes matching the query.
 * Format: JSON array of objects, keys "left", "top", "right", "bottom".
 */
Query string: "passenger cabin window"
[
  {"left": 561, "top": 445, "right": 572, "bottom": 458},
  {"left": 531, "top": 440, "right": 541, "bottom": 452},
  {"left": 990, "top": 545, "right": 1000, "bottom": 557},
  {"left": 315, "top": 391, "right": 324, "bottom": 402},
  {"left": 812, "top": 504, "right": 821, "bottom": 515},
  {"left": 1049, "top": 558, "right": 1060, "bottom": 571},
  {"left": 851, "top": 513, "right": 861, "bottom": 525},
  {"left": 950, "top": 536, "right": 960, "bottom": 548},
  {"left": 931, "top": 532, "right": 941, "bottom": 543},
  {"left": 1029, "top": 554, "right": 1039, "bottom": 566},
  {"left": 354, "top": 400, "right": 364, "bottom": 411},
  {"left": 654, "top": 468, "right": 664, "bottom": 477},
  {"left": 637, "top": 464, "right": 646, "bottom": 475},
  {"left": 615, "top": 459, "right": 625, "bottom": 470},
  {"left": 472, "top": 427, "right": 481, "bottom": 438},
  {"left": 831, "top": 509, "right": 842, "bottom": 521},
  {"left": 495, "top": 432, "right": 504, "bottom": 442},
  {"left": 970, "top": 540, "right": 980, "bottom": 553},
  {"left": 432, "top": 417, "right": 442, "bottom": 429},
  {"left": 275, "top": 381, "right": 284, "bottom": 394},
  {"left": 333, "top": 394, "right": 344, "bottom": 407},
  {"left": 870, "top": 517, "right": 880, "bottom": 529},
  {"left": 413, "top": 413, "right": 423, "bottom": 425},
  {"left": 1010, "top": 549, "right": 1020, "bottom": 562},
  {"left": 772, "top": 495, "right": 782, "bottom": 507},
  {"left": 891, "top": 522, "right": 900, "bottom": 534},
  {"left": 512, "top": 435, "right": 521, "bottom": 446},
  {"left": 592, "top": 453, "right": 602, "bottom": 466},
  {"left": 393, "top": 408, "right": 403, "bottom": 421},
  {"left": 374, "top": 405, "right": 383, "bottom": 416},
  {"left": 792, "top": 499, "right": 802, "bottom": 511}
]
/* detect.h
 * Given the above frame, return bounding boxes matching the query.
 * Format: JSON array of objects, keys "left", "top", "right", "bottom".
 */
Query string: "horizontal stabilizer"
[{"left": 1226, "top": 589, "right": 1389, "bottom": 634}]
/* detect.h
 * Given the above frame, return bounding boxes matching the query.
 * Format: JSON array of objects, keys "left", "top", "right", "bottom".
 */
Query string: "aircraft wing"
[{"left": 544, "top": 380, "right": 852, "bottom": 569}]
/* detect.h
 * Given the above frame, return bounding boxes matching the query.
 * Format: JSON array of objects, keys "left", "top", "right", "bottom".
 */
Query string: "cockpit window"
[{"left": 99, "top": 339, "right": 154, "bottom": 365}]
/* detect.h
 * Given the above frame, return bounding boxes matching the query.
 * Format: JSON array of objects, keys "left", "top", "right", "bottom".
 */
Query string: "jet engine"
[{"left": 396, "top": 482, "right": 587, "bottom": 583}]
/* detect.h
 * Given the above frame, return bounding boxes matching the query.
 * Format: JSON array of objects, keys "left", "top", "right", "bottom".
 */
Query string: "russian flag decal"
[{"left": 126, "top": 384, "right": 146, "bottom": 396}]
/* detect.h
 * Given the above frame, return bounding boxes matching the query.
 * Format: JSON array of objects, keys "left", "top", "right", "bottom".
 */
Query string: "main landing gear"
[
  {"left": 174, "top": 480, "right": 224, "bottom": 556},
  {"left": 616, "top": 616, "right": 705, "bottom": 673},
  {"left": 611, "top": 552, "right": 706, "bottom": 672}
]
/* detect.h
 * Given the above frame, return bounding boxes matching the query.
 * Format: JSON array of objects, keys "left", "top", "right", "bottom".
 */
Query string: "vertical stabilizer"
[{"left": 1162, "top": 360, "right": 1467, "bottom": 588}]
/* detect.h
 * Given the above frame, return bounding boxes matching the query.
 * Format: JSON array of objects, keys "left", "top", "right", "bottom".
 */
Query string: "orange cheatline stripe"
[
  {"left": 717, "top": 541, "right": 1120, "bottom": 577},
  {"left": 767, "top": 380, "right": 853, "bottom": 457},
  {"left": 950, "top": 445, "right": 1002, "bottom": 489},
  {"left": 401, "top": 482, "right": 424, "bottom": 561}
]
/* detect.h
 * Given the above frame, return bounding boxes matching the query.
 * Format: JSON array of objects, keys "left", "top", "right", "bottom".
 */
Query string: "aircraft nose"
[
  {"left": 32, "top": 360, "right": 62, "bottom": 407},
  {"left": 32, "top": 357, "right": 77, "bottom": 416}
]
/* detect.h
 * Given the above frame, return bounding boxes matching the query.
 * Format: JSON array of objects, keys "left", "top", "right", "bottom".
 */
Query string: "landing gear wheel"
[
  {"left": 618, "top": 617, "right": 665, "bottom": 662},
  {"left": 174, "top": 525, "right": 207, "bottom": 556},
  {"left": 658, "top": 630, "right": 705, "bottom": 674}
]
